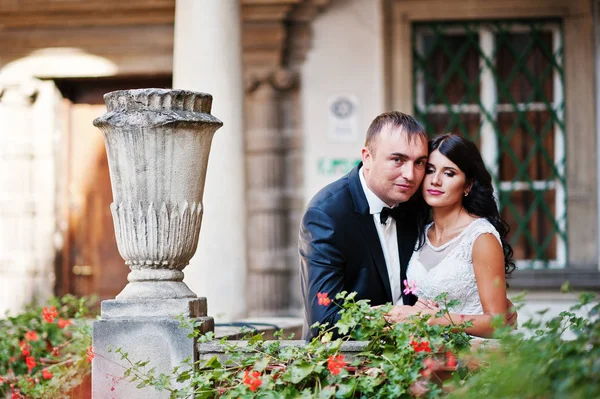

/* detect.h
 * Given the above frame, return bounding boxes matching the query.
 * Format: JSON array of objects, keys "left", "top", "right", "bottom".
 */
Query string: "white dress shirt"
[{"left": 359, "top": 167, "right": 402, "bottom": 304}]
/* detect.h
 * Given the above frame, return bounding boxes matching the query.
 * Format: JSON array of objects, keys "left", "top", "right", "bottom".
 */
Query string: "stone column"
[
  {"left": 0, "top": 80, "right": 58, "bottom": 316},
  {"left": 92, "top": 89, "right": 219, "bottom": 398},
  {"left": 245, "top": 70, "right": 297, "bottom": 316},
  {"left": 173, "top": 0, "right": 246, "bottom": 321}
]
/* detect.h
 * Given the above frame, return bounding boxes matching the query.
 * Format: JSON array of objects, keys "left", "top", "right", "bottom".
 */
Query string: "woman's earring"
[{"left": 464, "top": 191, "right": 469, "bottom": 197}]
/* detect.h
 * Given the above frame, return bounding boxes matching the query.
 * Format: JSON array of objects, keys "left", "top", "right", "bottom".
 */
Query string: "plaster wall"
[{"left": 301, "top": 0, "right": 386, "bottom": 202}]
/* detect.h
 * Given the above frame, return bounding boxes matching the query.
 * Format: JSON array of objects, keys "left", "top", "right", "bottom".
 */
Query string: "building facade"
[{"left": 0, "top": 0, "right": 598, "bottom": 320}]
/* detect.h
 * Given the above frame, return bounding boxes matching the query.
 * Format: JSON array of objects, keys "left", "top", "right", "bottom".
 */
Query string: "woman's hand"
[
  {"left": 414, "top": 298, "right": 439, "bottom": 311},
  {"left": 383, "top": 305, "right": 436, "bottom": 323}
]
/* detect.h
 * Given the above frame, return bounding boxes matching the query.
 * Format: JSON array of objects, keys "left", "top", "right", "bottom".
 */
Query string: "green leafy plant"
[
  {"left": 116, "top": 291, "right": 473, "bottom": 398},
  {"left": 448, "top": 291, "right": 600, "bottom": 399},
  {"left": 0, "top": 295, "right": 95, "bottom": 399}
]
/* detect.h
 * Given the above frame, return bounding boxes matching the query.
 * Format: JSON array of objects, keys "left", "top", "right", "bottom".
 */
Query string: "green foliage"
[
  {"left": 449, "top": 292, "right": 600, "bottom": 399},
  {"left": 117, "top": 290, "right": 600, "bottom": 398},
  {"left": 119, "top": 291, "right": 473, "bottom": 398},
  {"left": 0, "top": 295, "right": 95, "bottom": 398}
]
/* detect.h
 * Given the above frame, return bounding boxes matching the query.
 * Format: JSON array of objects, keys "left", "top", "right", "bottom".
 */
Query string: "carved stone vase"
[{"left": 93, "top": 88, "right": 223, "bottom": 300}]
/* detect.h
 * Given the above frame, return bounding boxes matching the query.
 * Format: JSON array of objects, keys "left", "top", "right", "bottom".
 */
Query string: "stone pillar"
[
  {"left": 173, "top": 0, "right": 246, "bottom": 321},
  {"left": 0, "top": 80, "right": 58, "bottom": 316},
  {"left": 244, "top": 70, "right": 297, "bottom": 316},
  {"left": 92, "top": 89, "right": 219, "bottom": 398}
]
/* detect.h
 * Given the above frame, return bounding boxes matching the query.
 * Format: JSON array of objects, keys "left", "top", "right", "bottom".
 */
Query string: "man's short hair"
[{"left": 365, "top": 111, "right": 426, "bottom": 150}]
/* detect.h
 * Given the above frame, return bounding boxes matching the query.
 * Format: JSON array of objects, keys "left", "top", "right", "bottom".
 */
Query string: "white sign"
[{"left": 327, "top": 94, "right": 359, "bottom": 142}]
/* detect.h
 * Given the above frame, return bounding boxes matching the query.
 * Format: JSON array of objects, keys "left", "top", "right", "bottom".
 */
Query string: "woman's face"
[{"left": 422, "top": 150, "right": 470, "bottom": 208}]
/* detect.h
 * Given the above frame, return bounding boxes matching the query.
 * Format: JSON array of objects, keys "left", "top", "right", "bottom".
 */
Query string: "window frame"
[{"left": 413, "top": 21, "right": 566, "bottom": 270}]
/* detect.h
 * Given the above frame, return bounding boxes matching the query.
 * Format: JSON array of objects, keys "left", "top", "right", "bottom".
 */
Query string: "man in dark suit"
[{"left": 299, "top": 111, "right": 429, "bottom": 339}]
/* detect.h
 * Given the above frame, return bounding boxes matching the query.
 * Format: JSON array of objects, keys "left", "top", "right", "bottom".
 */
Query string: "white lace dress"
[{"left": 406, "top": 218, "right": 502, "bottom": 315}]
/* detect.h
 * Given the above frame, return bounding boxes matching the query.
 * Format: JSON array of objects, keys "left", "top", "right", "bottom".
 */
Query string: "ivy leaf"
[
  {"left": 248, "top": 333, "right": 265, "bottom": 345},
  {"left": 319, "top": 385, "right": 336, "bottom": 399},
  {"left": 290, "top": 360, "right": 315, "bottom": 383},
  {"left": 254, "top": 356, "right": 269, "bottom": 372},
  {"left": 382, "top": 347, "right": 395, "bottom": 361},
  {"left": 202, "top": 356, "right": 222, "bottom": 369},
  {"left": 336, "top": 379, "right": 357, "bottom": 398}
]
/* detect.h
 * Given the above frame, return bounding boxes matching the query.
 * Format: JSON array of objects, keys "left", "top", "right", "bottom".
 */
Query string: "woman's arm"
[{"left": 423, "top": 233, "right": 508, "bottom": 338}]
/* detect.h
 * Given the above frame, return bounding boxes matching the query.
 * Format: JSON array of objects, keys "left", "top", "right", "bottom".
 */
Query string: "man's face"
[{"left": 361, "top": 125, "right": 428, "bottom": 206}]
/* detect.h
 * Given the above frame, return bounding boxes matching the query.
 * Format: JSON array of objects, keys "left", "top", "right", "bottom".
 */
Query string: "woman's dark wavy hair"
[{"left": 417, "top": 133, "right": 516, "bottom": 280}]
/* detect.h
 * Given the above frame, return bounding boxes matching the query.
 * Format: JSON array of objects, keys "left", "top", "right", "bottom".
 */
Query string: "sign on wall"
[
  {"left": 327, "top": 94, "right": 359, "bottom": 142},
  {"left": 317, "top": 157, "right": 361, "bottom": 176}
]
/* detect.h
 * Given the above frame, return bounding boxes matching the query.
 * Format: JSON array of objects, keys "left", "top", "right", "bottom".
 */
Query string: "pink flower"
[
  {"left": 409, "top": 380, "right": 430, "bottom": 397},
  {"left": 403, "top": 279, "right": 418, "bottom": 296}
]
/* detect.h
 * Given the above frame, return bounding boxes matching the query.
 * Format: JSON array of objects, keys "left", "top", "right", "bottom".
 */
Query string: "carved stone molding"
[
  {"left": 241, "top": 0, "right": 334, "bottom": 74},
  {"left": 111, "top": 201, "right": 203, "bottom": 275},
  {"left": 244, "top": 68, "right": 298, "bottom": 93}
]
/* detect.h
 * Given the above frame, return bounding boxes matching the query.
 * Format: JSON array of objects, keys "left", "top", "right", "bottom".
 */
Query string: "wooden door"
[{"left": 54, "top": 76, "right": 171, "bottom": 301}]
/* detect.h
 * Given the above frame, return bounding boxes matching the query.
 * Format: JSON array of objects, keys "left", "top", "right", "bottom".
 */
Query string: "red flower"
[
  {"left": 51, "top": 347, "right": 60, "bottom": 357},
  {"left": 42, "top": 306, "right": 58, "bottom": 323},
  {"left": 25, "top": 356, "right": 36, "bottom": 372},
  {"left": 0, "top": 376, "right": 3, "bottom": 384},
  {"left": 86, "top": 346, "right": 95, "bottom": 362},
  {"left": 410, "top": 340, "right": 432, "bottom": 353},
  {"left": 57, "top": 318, "right": 72, "bottom": 329},
  {"left": 42, "top": 369, "right": 53, "bottom": 380},
  {"left": 19, "top": 341, "right": 30, "bottom": 357},
  {"left": 317, "top": 292, "right": 331, "bottom": 306},
  {"left": 327, "top": 354, "right": 346, "bottom": 375},
  {"left": 24, "top": 331, "right": 38, "bottom": 341},
  {"left": 446, "top": 351, "right": 457, "bottom": 368},
  {"left": 11, "top": 390, "right": 23, "bottom": 399},
  {"left": 243, "top": 370, "right": 262, "bottom": 392}
]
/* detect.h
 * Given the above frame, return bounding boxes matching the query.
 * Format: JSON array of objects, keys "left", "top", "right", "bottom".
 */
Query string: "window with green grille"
[{"left": 413, "top": 20, "right": 566, "bottom": 269}]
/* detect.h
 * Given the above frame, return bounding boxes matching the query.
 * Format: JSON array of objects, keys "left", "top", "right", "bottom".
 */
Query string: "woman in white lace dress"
[{"left": 403, "top": 133, "right": 516, "bottom": 338}]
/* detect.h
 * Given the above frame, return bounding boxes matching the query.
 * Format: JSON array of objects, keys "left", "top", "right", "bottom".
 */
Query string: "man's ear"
[{"left": 361, "top": 147, "right": 371, "bottom": 168}]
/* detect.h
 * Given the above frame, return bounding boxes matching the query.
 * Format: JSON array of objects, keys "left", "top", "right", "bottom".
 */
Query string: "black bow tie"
[{"left": 380, "top": 207, "right": 399, "bottom": 225}]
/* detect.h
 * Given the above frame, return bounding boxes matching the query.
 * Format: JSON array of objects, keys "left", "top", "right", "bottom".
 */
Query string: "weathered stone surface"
[
  {"left": 101, "top": 297, "right": 208, "bottom": 319},
  {"left": 197, "top": 340, "right": 369, "bottom": 364},
  {"left": 92, "top": 88, "right": 223, "bottom": 300},
  {"left": 93, "top": 317, "right": 210, "bottom": 399}
]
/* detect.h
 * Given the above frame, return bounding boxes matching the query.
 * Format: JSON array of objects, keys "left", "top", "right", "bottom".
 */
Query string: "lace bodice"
[{"left": 406, "top": 218, "right": 502, "bottom": 315}]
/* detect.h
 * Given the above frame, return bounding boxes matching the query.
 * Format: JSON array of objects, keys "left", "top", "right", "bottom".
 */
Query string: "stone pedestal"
[
  {"left": 93, "top": 299, "right": 213, "bottom": 398},
  {"left": 91, "top": 88, "right": 222, "bottom": 398}
]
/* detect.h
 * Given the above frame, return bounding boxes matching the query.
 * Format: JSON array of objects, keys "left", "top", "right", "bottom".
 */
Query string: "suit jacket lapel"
[{"left": 348, "top": 164, "right": 393, "bottom": 303}]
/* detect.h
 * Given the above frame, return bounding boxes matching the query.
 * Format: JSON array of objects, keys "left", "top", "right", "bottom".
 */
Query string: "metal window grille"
[{"left": 413, "top": 20, "right": 566, "bottom": 269}]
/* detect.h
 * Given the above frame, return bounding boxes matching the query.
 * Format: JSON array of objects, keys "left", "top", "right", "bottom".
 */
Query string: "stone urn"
[{"left": 93, "top": 88, "right": 223, "bottom": 300}]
